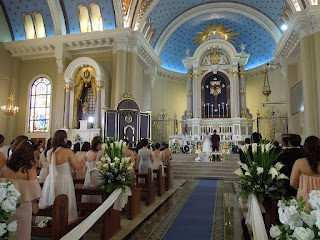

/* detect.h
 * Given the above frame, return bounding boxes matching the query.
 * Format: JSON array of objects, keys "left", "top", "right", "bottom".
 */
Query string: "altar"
[{"left": 169, "top": 32, "right": 253, "bottom": 149}]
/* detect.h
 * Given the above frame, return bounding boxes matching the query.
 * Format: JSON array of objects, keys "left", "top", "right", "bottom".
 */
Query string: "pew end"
[{"left": 135, "top": 168, "right": 156, "bottom": 206}]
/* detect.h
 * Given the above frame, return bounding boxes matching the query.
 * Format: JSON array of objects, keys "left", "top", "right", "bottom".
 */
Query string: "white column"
[
  {"left": 192, "top": 69, "right": 199, "bottom": 118},
  {"left": 232, "top": 70, "right": 240, "bottom": 118},
  {"left": 94, "top": 84, "right": 103, "bottom": 128},
  {"left": 186, "top": 70, "right": 193, "bottom": 118},
  {"left": 143, "top": 67, "right": 156, "bottom": 112},
  {"left": 63, "top": 84, "right": 72, "bottom": 128},
  {"left": 240, "top": 70, "right": 247, "bottom": 117}
]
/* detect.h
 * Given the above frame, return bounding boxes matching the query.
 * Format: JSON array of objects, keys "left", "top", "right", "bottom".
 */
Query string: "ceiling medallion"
[{"left": 192, "top": 22, "right": 240, "bottom": 46}]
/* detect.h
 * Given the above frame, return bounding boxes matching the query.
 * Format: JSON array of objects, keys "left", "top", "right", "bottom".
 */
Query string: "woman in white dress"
[
  {"left": 202, "top": 133, "right": 212, "bottom": 162},
  {"left": 38, "top": 138, "right": 51, "bottom": 183},
  {"left": 74, "top": 141, "right": 90, "bottom": 179},
  {"left": 152, "top": 143, "right": 164, "bottom": 177},
  {"left": 82, "top": 136, "right": 103, "bottom": 203},
  {"left": 138, "top": 139, "right": 154, "bottom": 183},
  {"left": 39, "top": 130, "right": 85, "bottom": 222}
]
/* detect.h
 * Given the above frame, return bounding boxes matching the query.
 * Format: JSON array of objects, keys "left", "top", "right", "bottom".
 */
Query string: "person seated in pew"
[
  {"left": 134, "top": 141, "right": 143, "bottom": 172},
  {"left": 38, "top": 138, "right": 51, "bottom": 184},
  {"left": 152, "top": 143, "right": 164, "bottom": 177},
  {"left": 74, "top": 141, "right": 90, "bottom": 179},
  {"left": 82, "top": 136, "right": 104, "bottom": 203},
  {"left": 162, "top": 144, "right": 174, "bottom": 188},
  {"left": 138, "top": 139, "right": 154, "bottom": 183},
  {"left": 39, "top": 130, "right": 85, "bottom": 222},
  {"left": 1, "top": 139, "right": 42, "bottom": 240}
]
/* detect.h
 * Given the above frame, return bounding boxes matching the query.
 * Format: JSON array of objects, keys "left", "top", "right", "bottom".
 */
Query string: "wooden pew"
[
  {"left": 164, "top": 165, "right": 173, "bottom": 190},
  {"left": 75, "top": 187, "right": 121, "bottom": 240},
  {"left": 73, "top": 178, "right": 142, "bottom": 220},
  {"left": 135, "top": 168, "right": 156, "bottom": 206},
  {"left": 126, "top": 184, "right": 142, "bottom": 220},
  {"left": 32, "top": 194, "right": 84, "bottom": 240},
  {"left": 153, "top": 165, "right": 166, "bottom": 197}
]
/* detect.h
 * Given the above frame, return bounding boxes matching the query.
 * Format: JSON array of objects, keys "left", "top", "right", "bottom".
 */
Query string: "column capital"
[
  {"left": 95, "top": 84, "right": 103, "bottom": 91},
  {"left": 112, "top": 37, "right": 129, "bottom": 53}
]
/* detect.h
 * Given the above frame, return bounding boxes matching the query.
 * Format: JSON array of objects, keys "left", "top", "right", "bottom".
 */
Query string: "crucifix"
[{"left": 205, "top": 77, "right": 225, "bottom": 110}]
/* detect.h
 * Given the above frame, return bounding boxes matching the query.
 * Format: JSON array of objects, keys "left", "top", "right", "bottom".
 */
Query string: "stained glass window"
[{"left": 29, "top": 77, "right": 51, "bottom": 133}]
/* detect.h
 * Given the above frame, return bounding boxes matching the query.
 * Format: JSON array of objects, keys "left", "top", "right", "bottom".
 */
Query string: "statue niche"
[{"left": 73, "top": 66, "right": 97, "bottom": 128}]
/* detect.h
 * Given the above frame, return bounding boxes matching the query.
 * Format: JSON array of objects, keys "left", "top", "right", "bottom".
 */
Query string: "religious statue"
[
  {"left": 205, "top": 77, "right": 225, "bottom": 110},
  {"left": 81, "top": 69, "right": 94, "bottom": 87},
  {"left": 81, "top": 98, "right": 89, "bottom": 119},
  {"left": 210, "top": 52, "right": 220, "bottom": 65}
]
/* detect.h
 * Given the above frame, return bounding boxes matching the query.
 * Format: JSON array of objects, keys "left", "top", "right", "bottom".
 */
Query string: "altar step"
[{"left": 172, "top": 154, "right": 240, "bottom": 182}]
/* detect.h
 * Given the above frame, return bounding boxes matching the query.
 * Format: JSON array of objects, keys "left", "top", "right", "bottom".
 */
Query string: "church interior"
[{"left": 0, "top": 0, "right": 320, "bottom": 240}]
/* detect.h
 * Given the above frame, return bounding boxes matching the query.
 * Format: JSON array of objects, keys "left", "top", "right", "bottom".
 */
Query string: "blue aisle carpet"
[{"left": 148, "top": 179, "right": 225, "bottom": 240}]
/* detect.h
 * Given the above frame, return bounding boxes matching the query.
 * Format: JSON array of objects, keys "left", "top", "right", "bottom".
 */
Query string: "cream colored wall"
[
  {"left": 246, "top": 68, "right": 287, "bottom": 138},
  {"left": 151, "top": 77, "right": 187, "bottom": 121},
  {"left": 133, "top": 64, "right": 144, "bottom": 108},
  {"left": 0, "top": 8, "right": 11, "bottom": 42}
]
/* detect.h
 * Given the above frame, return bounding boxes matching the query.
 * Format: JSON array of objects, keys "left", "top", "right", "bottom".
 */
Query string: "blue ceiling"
[
  {"left": 160, "top": 12, "right": 276, "bottom": 73},
  {"left": 1, "top": 0, "right": 55, "bottom": 41},
  {"left": 148, "top": 0, "right": 283, "bottom": 48},
  {"left": 0, "top": 0, "right": 116, "bottom": 40},
  {"left": 61, "top": 0, "right": 116, "bottom": 34}
]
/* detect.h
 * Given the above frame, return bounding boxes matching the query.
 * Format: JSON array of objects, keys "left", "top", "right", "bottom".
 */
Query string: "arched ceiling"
[
  {"left": 160, "top": 12, "right": 277, "bottom": 73},
  {"left": 0, "top": 0, "right": 287, "bottom": 73}
]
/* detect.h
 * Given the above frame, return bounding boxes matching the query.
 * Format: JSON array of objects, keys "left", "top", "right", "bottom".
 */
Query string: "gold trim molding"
[{"left": 95, "top": 85, "right": 103, "bottom": 91}]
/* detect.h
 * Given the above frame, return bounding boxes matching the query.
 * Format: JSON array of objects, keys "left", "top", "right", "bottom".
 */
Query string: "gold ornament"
[
  {"left": 64, "top": 86, "right": 72, "bottom": 93},
  {"left": 95, "top": 85, "right": 103, "bottom": 91},
  {"left": 210, "top": 52, "right": 220, "bottom": 65},
  {"left": 1, "top": 93, "right": 19, "bottom": 117}
]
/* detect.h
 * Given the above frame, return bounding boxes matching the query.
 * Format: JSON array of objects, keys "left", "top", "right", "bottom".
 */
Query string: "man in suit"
[
  {"left": 278, "top": 134, "right": 304, "bottom": 197},
  {"left": 211, "top": 130, "right": 220, "bottom": 160}
]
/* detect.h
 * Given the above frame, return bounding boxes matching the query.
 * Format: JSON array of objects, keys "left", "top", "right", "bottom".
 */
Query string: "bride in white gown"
[{"left": 202, "top": 133, "right": 212, "bottom": 162}]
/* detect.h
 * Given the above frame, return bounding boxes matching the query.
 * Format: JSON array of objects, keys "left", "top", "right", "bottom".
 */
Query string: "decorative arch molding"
[
  {"left": 112, "top": 0, "right": 123, "bottom": 28},
  {"left": 47, "top": 0, "right": 66, "bottom": 35},
  {"left": 64, "top": 57, "right": 106, "bottom": 83},
  {"left": 154, "top": 2, "right": 282, "bottom": 55}
]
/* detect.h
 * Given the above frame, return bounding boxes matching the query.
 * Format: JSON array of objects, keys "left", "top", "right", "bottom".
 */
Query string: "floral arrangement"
[
  {"left": 170, "top": 142, "right": 181, "bottom": 154},
  {"left": 235, "top": 143, "right": 287, "bottom": 203},
  {"left": 38, "top": 217, "right": 52, "bottom": 228},
  {"left": 270, "top": 191, "right": 320, "bottom": 240},
  {"left": 0, "top": 181, "right": 20, "bottom": 240},
  {"left": 73, "top": 134, "right": 83, "bottom": 144},
  {"left": 96, "top": 138, "right": 135, "bottom": 193}
]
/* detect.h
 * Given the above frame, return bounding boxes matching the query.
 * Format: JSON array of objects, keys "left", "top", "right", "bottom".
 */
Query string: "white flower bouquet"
[
  {"left": 73, "top": 134, "right": 83, "bottom": 144},
  {"left": 170, "top": 142, "right": 181, "bottom": 154},
  {"left": 0, "top": 181, "right": 20, "bottom": 240},
  {"left": 96, "top": 137, "right": 135, "bottom": 193},
  {"left": 235, "top": 142, "right": 287, "bottom": 203},
  {"left": 270, "top": 190, "right": 320, "bottom": 240}
]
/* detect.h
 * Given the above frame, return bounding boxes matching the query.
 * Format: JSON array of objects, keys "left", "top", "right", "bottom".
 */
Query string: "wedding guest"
[
  {"left": 162, "top": 143, "right": 174, "bottom": 188},
  {"left": 124, "top": 139, "right": 134, "bottom": 164},
  {"left": 282, "top": 137, "right": 290, "bottom": 149},
  {"left": 82, "top": 136, "right": 103, "bottom": 203},
  {"left": 251, "top": 132, "right": 262, "bottom": 144},
  {"left": 33, "top": 140, "right": 41, "bottom": 170},
  {"left": 152, "top": 143, "right": 164, "bottom": 176},
  {"left": 134, "top": 141, "right": 143, "bottom": 172},
  {"left": 0, "top": 134, "right": 6, "bottom": 169},
  {"left": 9, "top": 135, "right": 28, "bottom": 158},
  {"left": 239, "top": 138, "right": 251, "bottom": 163},
  {"left": 273, "top": 141, "right": 282, "bottom": 154},
  {"left": 7, "top": 140, "right": 14, "bottom": 159},
  {"left": 138, "top": 139, "right": 154, "bottom": 182},
  {"left": 38, "top": 138, "right": 51, "bottom": 184},
  {"left": 36, "top": 140, "right": 44, "bottom": 153},
  {"left": 211, "top": 130, "right": 220, "bottom": 160},
  {"left": 39, "top": 130, "right": 85, "bottom": 222},
  {"left": 74, "top": 142, "right": 90, "bottom": 179},
  {"left": 279, "top": 134, "right": 304, "bottom": 196},
  {"left": 66, "top": 140, "right": 72, "bottom": 149},
  {"left": 73, "top": 143, "right": 80, "bottom": 154},
  {"left": 0, "top": 139, "right": 41, "bottom": 240},
  {"left": 290, "top": 136, "right": 320, "bottom": 209}
]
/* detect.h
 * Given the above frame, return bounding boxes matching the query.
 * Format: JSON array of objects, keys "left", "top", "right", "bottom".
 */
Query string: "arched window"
[
  {"left": 33, "top": 12, "right": 46, "bottom": 38},
  {"left": 309, "top": 0, "right": 318, "bottom": 5},
  {"left": 29, "top": 77, "right": 51, "bottom": 133},
  {"left": 284, "top": 1, "right": 293, "bottom": 15},
  {"left": 292, "top": 0, "right": 302, "bottom": 11},
  {"left": 78, "top": 4, "right": 91, "bottom": 33},
  {"left": 89, "top": 3, "right": 103, "bottom": 31},
  {"left": 22, "top": 13, "right": 36, "bottom": 39}
]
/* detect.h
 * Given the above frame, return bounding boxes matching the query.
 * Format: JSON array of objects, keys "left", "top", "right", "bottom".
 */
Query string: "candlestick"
[
  {"left": 203, "top": 104, "right": 205, "bottom": 118},
  {"left": 226, "top": 102, "right": 228, "bottom": 118},
  {"left": 218, "top": 104, "right": 221, "bottom": 119},
  {"left": 207, "top": 103, "right": 210, "bottom": 119},
  {"left": 211, "top": 104, "right": 214, "bottom": 119},
  {"left": 222, "top": 102, "right": 225, "bottom": 119}
]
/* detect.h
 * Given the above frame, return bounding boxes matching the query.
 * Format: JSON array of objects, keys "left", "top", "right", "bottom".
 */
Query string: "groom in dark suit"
[{"left": 211, "top": 130, "right": 220, "bottom": 160}]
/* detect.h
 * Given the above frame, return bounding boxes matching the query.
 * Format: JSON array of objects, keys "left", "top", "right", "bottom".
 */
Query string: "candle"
[{"left": 218, "top": 104, "right": 221, "bottom": 119}]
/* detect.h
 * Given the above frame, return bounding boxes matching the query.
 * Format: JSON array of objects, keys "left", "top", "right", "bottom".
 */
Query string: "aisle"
[{"left": 148, "top": 179, "right": 225, "bottom": 240}]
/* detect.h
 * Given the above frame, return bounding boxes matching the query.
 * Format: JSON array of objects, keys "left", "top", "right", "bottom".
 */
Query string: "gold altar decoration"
[
  {"left": 262, "top": 64, "right": 272, "bottom": 101},
  {"left": 210, "top": 52, "right": 220, "bottom": 65},
  {"left": 73, "top": 66, "right": 97, "bottom": 128},
  {"left": 1, "top": 93, "right": 19, "bottom": 117},
  {"left": 192, "top": 22, "right": 240, "bottom": 46},
  {"left": 64, "top": 86, "right": 72, "bottom": 93}
]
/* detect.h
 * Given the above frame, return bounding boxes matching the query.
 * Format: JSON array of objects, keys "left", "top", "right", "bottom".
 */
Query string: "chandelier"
[
  {"left": 1, "top": 93, "right": 19, "bottom": 117},
  {"left": 262, "top": 64, "right": 272, "bottom": 101}
]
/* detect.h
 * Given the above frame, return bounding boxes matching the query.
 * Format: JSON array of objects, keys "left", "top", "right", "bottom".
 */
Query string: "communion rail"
[{"left": 61, "top": 189, "right": 122, "bottom": 240}]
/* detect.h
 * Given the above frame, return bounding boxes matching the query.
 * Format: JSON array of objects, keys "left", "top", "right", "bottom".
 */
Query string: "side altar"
[{"left": 169, "top": 30, "right": 254, "bottom": 149}]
